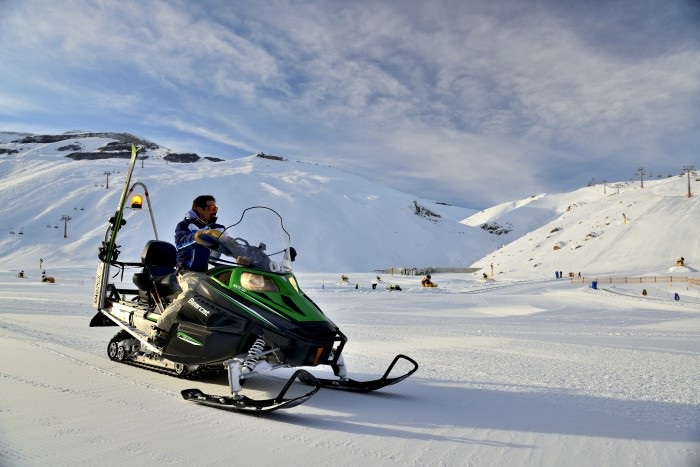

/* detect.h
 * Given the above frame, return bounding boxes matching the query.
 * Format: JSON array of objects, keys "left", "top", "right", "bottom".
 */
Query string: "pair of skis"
[{"left": 93, "top": 144, "right": 140, "bottom": 310}]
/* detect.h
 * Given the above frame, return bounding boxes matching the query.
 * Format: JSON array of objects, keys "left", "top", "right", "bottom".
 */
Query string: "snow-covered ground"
[
  {"left": 1, "top": 269, "right": 698, "bottom": 466},
  {"left": 1, "top": 132, "right": 699, "bottom": 465}
]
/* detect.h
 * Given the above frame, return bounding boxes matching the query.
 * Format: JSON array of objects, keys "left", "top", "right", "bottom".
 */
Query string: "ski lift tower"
[
  {"left": 103, "top": 171, "right": 115, "bottom": 189},
  {"left": 60, "top": 215, "right": 72, "bottom": 238},
  {"left": 683, "top": 165, "right": 695, "bottom": 198}
]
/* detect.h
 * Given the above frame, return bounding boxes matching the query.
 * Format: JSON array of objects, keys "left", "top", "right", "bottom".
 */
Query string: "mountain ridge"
[{"left": 1, "top": 131, "right": 697, "bottom": 276}]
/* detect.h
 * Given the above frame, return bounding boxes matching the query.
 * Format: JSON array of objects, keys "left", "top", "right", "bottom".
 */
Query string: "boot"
[{"left": 151, "top": 327, "right": 168, "bottom": 348}]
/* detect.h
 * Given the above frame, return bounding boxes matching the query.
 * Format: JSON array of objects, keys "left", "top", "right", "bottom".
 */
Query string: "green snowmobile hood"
[{"left": 208, "top": 267, "right": 329, "bottom": 324}]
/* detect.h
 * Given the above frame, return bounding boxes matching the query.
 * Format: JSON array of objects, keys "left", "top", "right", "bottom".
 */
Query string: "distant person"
[{"left": 421, "top": 274, "right": 437, "bottom": 288}]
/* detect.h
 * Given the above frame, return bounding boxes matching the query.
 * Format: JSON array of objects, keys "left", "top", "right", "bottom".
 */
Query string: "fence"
[
  {"left": 570, "top": 275, "right": 699, "bottom": 285},
  {"left": 378, "top": 267, "right": 480, "bottom": 275}
]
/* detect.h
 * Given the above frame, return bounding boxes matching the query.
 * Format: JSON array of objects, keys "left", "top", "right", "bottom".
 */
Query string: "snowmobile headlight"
[
  {"left": 288, "top": 276, "right": 300, "bottom": 292},
  {"left": 240, "top": 272, "right": 279, "bottom": 293}
]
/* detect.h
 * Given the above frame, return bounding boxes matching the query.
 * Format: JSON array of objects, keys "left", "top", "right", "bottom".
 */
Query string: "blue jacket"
[{"left": 174, "top": 210, "right": 225, "bottom": 272}]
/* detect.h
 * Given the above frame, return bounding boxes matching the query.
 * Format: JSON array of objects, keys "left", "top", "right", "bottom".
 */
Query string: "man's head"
[{"left": 192, "top": 195, "right": 218, "bottom": 224}]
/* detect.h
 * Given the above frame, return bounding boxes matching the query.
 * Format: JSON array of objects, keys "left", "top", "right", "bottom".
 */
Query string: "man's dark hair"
[{"left": 192, "top": 195, "right": 216, "bottom": 210}]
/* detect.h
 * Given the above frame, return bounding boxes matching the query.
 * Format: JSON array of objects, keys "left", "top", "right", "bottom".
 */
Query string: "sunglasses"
[{"left": 203, "top": 205, "right": 218, "bottom": 212}]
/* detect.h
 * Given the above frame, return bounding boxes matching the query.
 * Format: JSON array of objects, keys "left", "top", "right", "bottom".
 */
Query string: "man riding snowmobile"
[{"left": 152, "top": 195, "right": 253, "bottom": 347}]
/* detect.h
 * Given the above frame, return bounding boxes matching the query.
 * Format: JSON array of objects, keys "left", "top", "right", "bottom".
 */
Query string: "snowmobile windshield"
[{"left": 214, "top": 206, "right": 294, "bottom": 274}]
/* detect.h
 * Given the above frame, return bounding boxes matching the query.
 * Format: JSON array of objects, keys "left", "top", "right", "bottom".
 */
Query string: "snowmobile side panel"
[{"left": 160, "top": 321, "right": 248, "bottom": 365}]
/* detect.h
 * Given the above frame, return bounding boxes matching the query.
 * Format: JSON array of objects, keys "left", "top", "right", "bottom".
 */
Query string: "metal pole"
[
  {"left": 128, "top": 182, "right": 159, "bottom": 240},
  {"left": 637, "top": 167, "right": 645, "bottom": 188},
  {"left": 683, "top": 165, "right": 694, "bottom": 197},
  {"left": 104, "top": 171, "right": 112, "bottom": 189},
  {"left": 60, "top": 215, "right": 71, "bottom": 238}
]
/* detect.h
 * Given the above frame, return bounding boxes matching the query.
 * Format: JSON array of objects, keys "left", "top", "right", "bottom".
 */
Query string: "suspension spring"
[{"left": 242, "top": 337, "right": 266, "bottom": 372}]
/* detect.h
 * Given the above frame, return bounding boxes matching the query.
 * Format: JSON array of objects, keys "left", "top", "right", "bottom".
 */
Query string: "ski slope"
[{"left": 0, "top": 270, "right": 698, "bottom": 466}]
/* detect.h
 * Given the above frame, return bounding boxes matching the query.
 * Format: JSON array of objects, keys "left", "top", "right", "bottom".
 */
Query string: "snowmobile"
[{"left": 90, "top": 150, "right": 417, "bottom": 413}]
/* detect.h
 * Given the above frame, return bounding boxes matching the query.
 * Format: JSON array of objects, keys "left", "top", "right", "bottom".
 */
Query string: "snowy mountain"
[
  {"left": 0, "top": 131, "right": 697, "bottom": 276},
  {"left": 465, "top": 176, "right": 699, "bottom": 278},
  {"left": 0, "top": 131, "right": 489, "bottom": 272}
]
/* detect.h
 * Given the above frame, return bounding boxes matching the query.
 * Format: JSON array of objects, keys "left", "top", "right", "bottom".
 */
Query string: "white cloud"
[{"left": 0, "top": 0, "right": 698, "bottom": 208}]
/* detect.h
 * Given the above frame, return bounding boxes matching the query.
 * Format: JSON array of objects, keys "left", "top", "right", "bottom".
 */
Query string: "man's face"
[{"left": 196, "top": 201, "right": 218, "bottom": 223}]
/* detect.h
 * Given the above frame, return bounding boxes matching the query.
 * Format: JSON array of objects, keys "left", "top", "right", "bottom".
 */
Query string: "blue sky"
[{"left": 1, "top": 0, "right": 698, "bottom": 209}]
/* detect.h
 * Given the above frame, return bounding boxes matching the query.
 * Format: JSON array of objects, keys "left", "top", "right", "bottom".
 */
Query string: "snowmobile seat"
[{"left": 132, "top": 240, "right": 181, "bottom": 302}]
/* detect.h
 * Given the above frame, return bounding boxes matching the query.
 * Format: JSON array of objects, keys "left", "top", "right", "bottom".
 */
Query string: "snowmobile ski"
[
  {"left": 312, "top": 354, "right": 418, "bottom": 392},
  {"left": 181, "top": 370, "right": 321, "bottom": 413}
]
